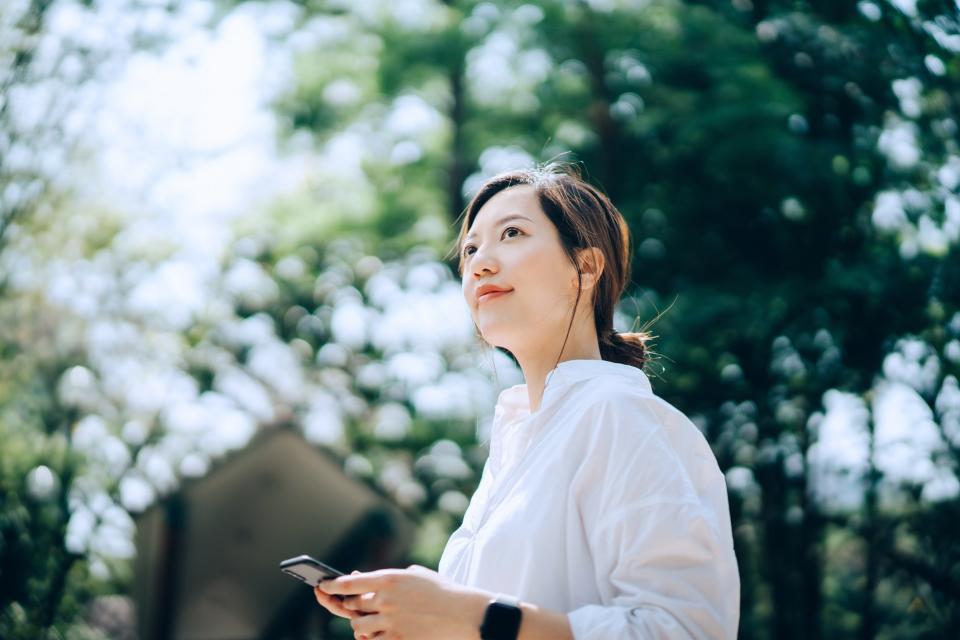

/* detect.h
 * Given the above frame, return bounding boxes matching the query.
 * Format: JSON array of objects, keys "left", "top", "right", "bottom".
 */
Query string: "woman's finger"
[
  {"left": 350, "top": 612, "right": 386, "bottom": 637},
  {"left": 343, "top": 591, "right": 379, "bottom": 614},
  {"left": 313, "top": 585, "right": 359, "bottom": 619}
]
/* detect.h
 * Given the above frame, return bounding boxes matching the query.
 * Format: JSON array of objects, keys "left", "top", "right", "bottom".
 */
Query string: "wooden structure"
[{"left": 133, "top": 428, "right": 416, "bottom": 639}]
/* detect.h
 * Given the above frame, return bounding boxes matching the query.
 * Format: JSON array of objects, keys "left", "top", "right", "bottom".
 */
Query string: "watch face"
[{"left": 480, "top": 601, "right": 522, "bottom": 640}]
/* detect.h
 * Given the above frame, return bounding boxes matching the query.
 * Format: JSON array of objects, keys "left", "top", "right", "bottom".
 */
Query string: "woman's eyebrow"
[{"left": 465, "top": 214, "right": 534, "bottom": 242}]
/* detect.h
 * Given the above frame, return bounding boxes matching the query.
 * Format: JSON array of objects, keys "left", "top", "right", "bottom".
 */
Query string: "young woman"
[{"left": 315, "top": 165, "right": 740, "bottom": 639}]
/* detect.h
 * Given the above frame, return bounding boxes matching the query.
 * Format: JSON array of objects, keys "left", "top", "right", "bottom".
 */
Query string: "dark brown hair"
[{"left": 447, "top": 163, "right": 653, "bottom": 371}]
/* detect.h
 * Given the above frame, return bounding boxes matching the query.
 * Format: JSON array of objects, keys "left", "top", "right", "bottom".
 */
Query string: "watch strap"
[{"left": 479, "top": 593, "right": 522, "bottom": 640}]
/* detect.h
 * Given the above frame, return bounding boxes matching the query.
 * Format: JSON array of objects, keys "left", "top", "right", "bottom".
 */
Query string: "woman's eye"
[{"left": 462, "top": 227, "right": 523, "bottom": 258}]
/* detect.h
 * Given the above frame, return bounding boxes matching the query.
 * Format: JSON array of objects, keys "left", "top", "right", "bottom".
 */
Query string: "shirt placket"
[
  {"left": 464, "top": 376, "right": 565, "bottom": 538},
  {"left": 470, "top": 409, "right": 561, "bottom": 535}
]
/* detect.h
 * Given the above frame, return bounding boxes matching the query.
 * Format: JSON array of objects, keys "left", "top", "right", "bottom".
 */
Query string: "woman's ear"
[{"left": 575, "top": 247, "right": 605, "bottom": 290}]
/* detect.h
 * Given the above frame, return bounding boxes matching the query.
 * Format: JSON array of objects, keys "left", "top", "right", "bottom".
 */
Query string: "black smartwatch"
[{"left": 479, "top": 594, "right": 522, "bottom": 640}]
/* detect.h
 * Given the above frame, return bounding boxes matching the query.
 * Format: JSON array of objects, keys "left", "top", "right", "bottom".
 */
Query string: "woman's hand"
[
  {"left": 314, "top": 570, "right": 368, "bottom": 621},
  {"left": 316, "top": 564, "right": 490, "bottom": 640}
]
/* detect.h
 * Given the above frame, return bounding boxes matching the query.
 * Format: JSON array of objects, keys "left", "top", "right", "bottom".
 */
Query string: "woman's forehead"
[{"left": 470, "top": 185, "right": 545, "bottom": 231}]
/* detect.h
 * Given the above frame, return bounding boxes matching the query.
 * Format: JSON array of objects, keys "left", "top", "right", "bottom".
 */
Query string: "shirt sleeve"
[{"left": 565, "top": 396, "right": 740, "bottom": 640}]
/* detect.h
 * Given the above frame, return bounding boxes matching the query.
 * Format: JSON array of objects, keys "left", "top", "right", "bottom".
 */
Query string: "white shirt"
[{"left": 438, "top": 359, "right": 740, "bottom": 639}]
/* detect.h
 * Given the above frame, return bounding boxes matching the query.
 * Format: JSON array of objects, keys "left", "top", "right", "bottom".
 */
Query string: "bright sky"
[{"left": 85, "top": 0, "right": 310, "bottom": 261}]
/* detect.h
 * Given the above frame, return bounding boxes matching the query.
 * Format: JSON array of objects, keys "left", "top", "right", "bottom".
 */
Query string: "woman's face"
[{"left": 461, "top": 184, "right": 583, "bottom": 354}]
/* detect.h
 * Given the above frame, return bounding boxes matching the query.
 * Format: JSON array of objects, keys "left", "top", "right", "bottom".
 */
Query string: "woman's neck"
[{"left": 515, "top": 336, "right": 602, "bottom": 413}]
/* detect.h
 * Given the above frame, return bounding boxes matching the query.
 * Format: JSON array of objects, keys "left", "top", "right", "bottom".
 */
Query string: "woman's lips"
[{"left": 478, "top": 290, "right": 512, "bottom": 304}]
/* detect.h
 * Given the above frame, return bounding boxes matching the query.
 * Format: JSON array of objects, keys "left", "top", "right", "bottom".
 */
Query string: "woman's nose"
[{"left": 470, "top": 245, "right": 498, "bottom": 277}]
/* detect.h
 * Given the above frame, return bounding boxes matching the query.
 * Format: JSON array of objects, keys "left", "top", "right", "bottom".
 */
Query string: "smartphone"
[{"left": 279, "top": 554, "right": 345, "bottom": 588}]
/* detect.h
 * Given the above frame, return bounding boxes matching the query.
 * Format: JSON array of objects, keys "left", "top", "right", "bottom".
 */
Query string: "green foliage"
[
  {"left": 263, "top": 0, "right": 960, "bottom": 637},
  {"left": 0, "top": 423, "right": 97, "bottom": 639},
  {"left": 4, "top": 0, "right": 960, "bottom": 638}
]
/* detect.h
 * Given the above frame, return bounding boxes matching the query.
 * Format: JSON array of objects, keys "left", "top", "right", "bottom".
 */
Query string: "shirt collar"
[{"left": 494, "top": 359, "right": 653, "bottom": 424}]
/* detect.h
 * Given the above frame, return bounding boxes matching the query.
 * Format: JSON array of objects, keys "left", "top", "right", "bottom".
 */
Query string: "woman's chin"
[{"left": 478, "top": 327, "right": 518, "bottom": 351}]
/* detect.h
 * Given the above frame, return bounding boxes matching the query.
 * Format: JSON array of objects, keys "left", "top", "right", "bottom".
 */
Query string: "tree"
[{"left": 266, "top": 0, "right": 960, "bottom": 636}]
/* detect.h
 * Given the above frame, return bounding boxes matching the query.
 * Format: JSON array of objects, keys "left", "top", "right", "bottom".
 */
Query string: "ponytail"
[{"left": 599, "top": 329, "right": 652, "bottom": 370}]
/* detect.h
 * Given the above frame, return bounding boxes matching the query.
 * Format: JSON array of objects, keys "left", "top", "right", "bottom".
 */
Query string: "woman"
[{"left": 315, "top": 165, "right": 740, "bottom": 639}]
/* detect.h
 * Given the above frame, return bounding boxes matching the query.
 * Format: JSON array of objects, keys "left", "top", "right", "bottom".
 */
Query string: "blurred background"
[{"left": 2, "top": 0, "right": 959, "bottom": 638}]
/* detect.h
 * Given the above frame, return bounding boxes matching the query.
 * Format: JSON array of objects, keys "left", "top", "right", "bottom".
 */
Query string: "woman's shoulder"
[
  {"left": 564, "top": 377, "right": 725, "bottom": 511},
  {"left": 568, "top": 370, "right": 660, "bottom": 419},
  {"left": 558, "top": 376, "right": 658, "bottom": 442},
  {"left": 563, "top": 374, "right": 710, "bottom": 457}
]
